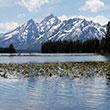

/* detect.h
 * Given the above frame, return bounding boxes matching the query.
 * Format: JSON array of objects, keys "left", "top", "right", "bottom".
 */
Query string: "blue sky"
[{"left": 0, "top": 0, "right": 109, "bottom": 33}]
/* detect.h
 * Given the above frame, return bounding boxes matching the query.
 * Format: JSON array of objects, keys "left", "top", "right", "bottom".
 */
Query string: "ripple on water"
[{"left": 0, "top": 77, "right": 110, "bottom": 110}]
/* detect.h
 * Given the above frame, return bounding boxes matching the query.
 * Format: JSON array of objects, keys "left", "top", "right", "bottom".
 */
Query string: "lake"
[
  {"left": 0, "top": 53, "right": 109, "bottom": 63},
  {"left": 0, "top": 53, "right": 110, "bottom": 110},
  {"left": 0, "top": 77, "right": 110, "bottom": 110}
]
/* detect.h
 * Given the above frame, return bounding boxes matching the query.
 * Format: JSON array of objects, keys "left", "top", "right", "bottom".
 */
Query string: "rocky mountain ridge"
[{"left": 0, "top": 14, "right": 106, "bottom": 52}]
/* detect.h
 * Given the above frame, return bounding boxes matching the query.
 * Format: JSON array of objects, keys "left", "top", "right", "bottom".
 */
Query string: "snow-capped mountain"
[
  {"left": 0, "top": 19, "right": 40, "bottom": 51},
  {"left": 0, "top": 14, "right": 106, "bottom": 52},
  {"left": 40, "top": 14, "right": 61, "bottom": 34}
]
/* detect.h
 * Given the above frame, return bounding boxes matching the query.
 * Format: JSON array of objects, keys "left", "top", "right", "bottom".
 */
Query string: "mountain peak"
[
  {"left": 41, "top": 13, "right": 57, "bottom": 23},
  {"left": 46, "top": 13, "right": 55, "bottom": 19},
  {"left": 27, "top": 19, "right": 35, "bottom": 25}
]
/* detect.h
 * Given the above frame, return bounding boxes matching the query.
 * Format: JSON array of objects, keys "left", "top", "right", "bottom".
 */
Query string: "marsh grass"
[{"left": 0, "top": 62, "right": 110, "bottom": 79}]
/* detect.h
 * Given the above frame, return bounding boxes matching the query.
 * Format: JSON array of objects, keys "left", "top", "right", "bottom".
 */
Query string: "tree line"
[
  {"left": 41, "top": 21, "right": 110, "bottom": 53},
  {"left": 0, "top": 44, "right": 16, "bottom": 53},
  {"left": 41, "top": 39, "right": 100, "bottom": 53}
]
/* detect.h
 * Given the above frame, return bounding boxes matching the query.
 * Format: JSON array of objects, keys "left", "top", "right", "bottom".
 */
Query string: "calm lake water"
[
  {"left": 0, "top": 53, "right": 110, "bottom": 110},
  {"left": 0, "top": 53, "right": 110, "bottom": 63},
  {"left": 0, "top": 77, "right": 110, "bottom": 110}
]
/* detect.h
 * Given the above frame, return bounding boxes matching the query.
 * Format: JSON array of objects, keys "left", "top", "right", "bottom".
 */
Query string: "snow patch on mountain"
[{"left": 0, "top": 14, "right": 106, "bottom": 52}]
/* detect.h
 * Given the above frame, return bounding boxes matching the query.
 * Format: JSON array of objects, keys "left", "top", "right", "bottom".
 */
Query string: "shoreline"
[{"left": 0, "top": 53, "right": 105, "bottom": 57}]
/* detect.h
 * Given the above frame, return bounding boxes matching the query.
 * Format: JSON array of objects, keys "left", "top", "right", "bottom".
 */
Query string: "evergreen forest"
[{"left": 0, "top": 44, "right": 16, "bottom": 53}]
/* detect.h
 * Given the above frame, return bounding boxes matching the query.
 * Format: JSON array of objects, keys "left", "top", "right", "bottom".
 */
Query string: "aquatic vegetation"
[{"left": 0, "top": 62, "right": 110, "bottom": 79}]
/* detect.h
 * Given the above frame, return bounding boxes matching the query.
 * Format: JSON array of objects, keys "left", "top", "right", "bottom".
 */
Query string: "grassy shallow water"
[
  {"left": 0, "top": 61, "right": 110, "bottom": 110},
  {"left": 0, "top": 62, "right": 110, "bottom": 79}
]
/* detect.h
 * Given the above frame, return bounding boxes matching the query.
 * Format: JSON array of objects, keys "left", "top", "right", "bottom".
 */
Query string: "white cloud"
[
  {"left": 59, "top": 15, "right": 77, "bottom": 21},
  {"left": 0, "top": 22, "right": 19, "bottom": 33},
  {"left": 58, "top": 15, "right": 68, "bottom": 21},
  {"left": 89, "top": 15, "right": 109, "bottom": 25},
  {"left": 17, "top": 13, "right": 26, "bottom": 19},
  {"left": 0, "top": 0, "right": 60, "bottom": 9},
  {"left": 19, "top": 0, "right": 49, "bottom": 12},
  {"left": 80, "top": 0, "right": 105, "bottom": 13},
  {"left": 59, "top": 15, "right": 109, "bottom": 25}
]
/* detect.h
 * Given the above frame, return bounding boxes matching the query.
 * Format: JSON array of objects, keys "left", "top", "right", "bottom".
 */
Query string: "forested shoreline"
[
  {"left": 41, "top": 39, "right": 100, "bottom": 53},
  {"left": 0, "top": 44, "right": 16, "bottom": 53}
]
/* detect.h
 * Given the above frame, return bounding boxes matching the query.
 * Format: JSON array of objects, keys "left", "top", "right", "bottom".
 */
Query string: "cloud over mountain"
[
  {"left": 0, "top": 22, "right": 19, "bottom": 33},
  {"left": 20, "top": 0, "right": 49, "bottom": 12},
  {"left": 59, "top": 15, "right": 108, "bottom": 25},
  {"left": 80, "top": 0, "right": 105, "bottom": 13}
]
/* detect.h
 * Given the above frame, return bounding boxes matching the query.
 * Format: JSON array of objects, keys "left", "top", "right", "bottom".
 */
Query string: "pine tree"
[
  {"left": 9, "top": 44, "right": 16, "bottom": 53},
  {"left": 101, "top": 21, "right": 110, "bottom": 53}
]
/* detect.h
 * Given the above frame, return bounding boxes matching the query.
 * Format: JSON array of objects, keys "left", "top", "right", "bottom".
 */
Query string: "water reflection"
[
  {"left": 0, "top": 54, "right": 109, "bottom": 63},
  {"left": 0, "top": 77, "right": 110, "bottom": 110},
  {"left": 106, "top": 79, "right": 110, "bottom": 85},
  {"left": 104, "top": 56, "right": 110, "bottom": 61}
]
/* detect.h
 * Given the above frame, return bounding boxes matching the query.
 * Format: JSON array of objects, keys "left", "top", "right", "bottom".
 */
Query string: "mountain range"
[{"left": 0, "top": 14, "right": 106, "bottom": 52}]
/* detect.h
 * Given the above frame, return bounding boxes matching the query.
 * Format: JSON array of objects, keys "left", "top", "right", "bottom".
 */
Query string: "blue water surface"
[
  {"left": 0, "top": 77, "right": 110, "bottom": 110},
  {"left": 0, "top": 53, "right": 109, "bottom": 63}
]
